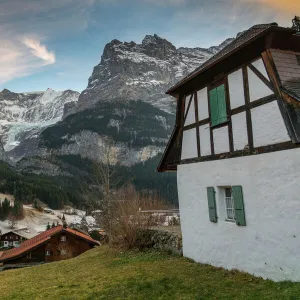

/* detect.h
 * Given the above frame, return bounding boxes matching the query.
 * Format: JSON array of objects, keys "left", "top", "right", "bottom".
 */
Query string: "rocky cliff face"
[
  {"left": 69, "top": 34, "right": 234, "bottom": 115},
  {"left": 0, "top": 88, "right": 79, "bottom": 160},
  {"left": 2, "top": 34, "right": 234, "bottom": 167}
]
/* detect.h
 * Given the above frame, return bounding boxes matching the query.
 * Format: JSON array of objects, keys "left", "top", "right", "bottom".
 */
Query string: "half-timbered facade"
[{"left": 158, "top": 23, "right": 300, "bottom": 281}]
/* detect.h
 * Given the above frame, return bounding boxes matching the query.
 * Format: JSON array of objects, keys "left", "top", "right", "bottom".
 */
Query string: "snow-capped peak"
[{"left": 0, "top": 88, "right": 80, "bottom": 154}]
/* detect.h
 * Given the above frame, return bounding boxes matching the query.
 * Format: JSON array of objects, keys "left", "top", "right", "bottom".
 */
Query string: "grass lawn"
[{"left": 0, "top": 246, "right": 300, "bottom": 300}]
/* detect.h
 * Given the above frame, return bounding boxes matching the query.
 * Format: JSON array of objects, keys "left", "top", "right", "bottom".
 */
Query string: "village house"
[
  {"left": 0, "top": 225, "right": 99, "bottom": 265},
  {"left": 0, "top": 230, "right": 28, "bottom": 248},
  {"left": 158, "top": 23, "right": 300, "bottom": 281}
]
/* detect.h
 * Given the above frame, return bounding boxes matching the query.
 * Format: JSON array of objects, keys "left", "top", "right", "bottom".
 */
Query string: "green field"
[{"left": 0, "top": 246, "right": 300, "bottom": 300}]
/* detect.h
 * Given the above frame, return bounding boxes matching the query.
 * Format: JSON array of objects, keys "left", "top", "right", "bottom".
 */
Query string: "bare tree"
[
  {"left": 8, "top": 213, "right": 17, "bottom": 229},
  {"left": 81, "top": 137, "right": 168, "bottom": 249},
  {"left": 111, "top": 184, "right": 167, "bottom": 248},
  {"left": 81, "top": 137, "right": 122, "bottom": 247}
]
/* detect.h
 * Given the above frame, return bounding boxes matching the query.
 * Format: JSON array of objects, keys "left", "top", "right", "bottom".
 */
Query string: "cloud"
[
  {"left": 0, "top": 31, "right": 56, "bottom": 85},
  {"left": 21, "top": 37, "right": 55, "bottom": 65}
]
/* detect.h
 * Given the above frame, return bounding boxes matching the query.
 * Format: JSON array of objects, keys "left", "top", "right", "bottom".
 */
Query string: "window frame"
[
  {"left": 208, "top": 81, "right": 228, "bottom": 127},
  {"left": 224, "top": 187, "right": 236, "bottom": 222},
  {"left": 45, "top": 250, "right": 51, "bottom": 256},
  {"left": 60, "top": 235, "right": 67, "bottom": 242}
]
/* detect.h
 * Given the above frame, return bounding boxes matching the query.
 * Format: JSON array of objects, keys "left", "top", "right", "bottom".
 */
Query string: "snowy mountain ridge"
[
  {"left": 0, "top": 88, "right": 79, "bottom": 154},
  {"left": 0, "top": 33, "right": 235, "bottom": 164},
  {"left": 71, "top": 34, "right": 234, "bottom": 115}
]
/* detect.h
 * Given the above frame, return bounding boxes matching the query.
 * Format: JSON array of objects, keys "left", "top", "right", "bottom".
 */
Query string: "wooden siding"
[
  {"left": 271, "top": 50, "right": 300, "bottom": 84},
  {"left": 2, "top": 231, "right": 95, "bottom": 265}
]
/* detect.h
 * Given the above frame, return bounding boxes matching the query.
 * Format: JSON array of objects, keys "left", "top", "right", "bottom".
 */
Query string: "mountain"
[
  {"left": 0, "top": 34, "right": 235, "bottom": 206},
  {"left": 69, "top": 34, "right": 234, "bottom": 115},
  {"left": 0, "top": 88, "right": 79, "bottom": 161},
  {"left": 23, "top": 34, "right": 233, "bottom": 165}
]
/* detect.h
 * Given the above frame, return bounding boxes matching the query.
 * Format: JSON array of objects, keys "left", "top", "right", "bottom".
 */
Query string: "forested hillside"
[{"left": 0, "top": 153, "right": 178, "bottom": 210}]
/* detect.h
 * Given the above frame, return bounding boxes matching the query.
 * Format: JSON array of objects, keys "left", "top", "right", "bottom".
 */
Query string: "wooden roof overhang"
[{"left": 157, "top": 24, "right": 298, "bottom": 173}]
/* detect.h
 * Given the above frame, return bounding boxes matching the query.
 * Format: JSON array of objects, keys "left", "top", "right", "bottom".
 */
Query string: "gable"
[{"left": 158, "top": 25, "right": 300, "bottom": 172}]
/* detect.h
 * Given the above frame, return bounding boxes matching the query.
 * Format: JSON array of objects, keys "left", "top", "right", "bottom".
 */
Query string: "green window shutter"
[
  {"left": 209, "top": 84, "right": 227, "bottom": 126},
  {"left": 207, "top": 187, "right": 218, "bottom": 223},
  {"left": 232, "top": 186, "right": 246, "bottom": 226},
  {"left": 209, "top": 89, "right": 219, "bottom": 126},
  {"left": 216, "top": 85, "right": 227, "bottom": 124}
]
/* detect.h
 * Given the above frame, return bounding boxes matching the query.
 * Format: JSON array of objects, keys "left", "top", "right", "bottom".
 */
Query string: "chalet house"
[
  {"left": 158, "top": 23, "right": 300, "bottom": 281},
  {"left": 0, "top": 231, "right": 28, "bottom": 248},
  {"left": 0, "top": 225, "right": 99, "bottom": 265}
]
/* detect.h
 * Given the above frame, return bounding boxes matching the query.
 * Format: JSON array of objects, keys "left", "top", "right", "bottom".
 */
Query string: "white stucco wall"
[
  {"left": 213, "top": 126, "right": 229, "bottom": 154},
  {"left": 181, "top": 128, "right": 197, "bottom": 159},
  {"left": 228, "top": 69, "right": 245, "bottom": 109},
  {"left": 184, "top": 97, "right": 195, "bottom": 126},
  {"left": 248, "top": 66, "right": 273, "bottom": 102},
  {"left": 177, "top": 148, "right": 300, "bottom": 281},
  {"left": 232, "top": 112, "right": 248, "bottom": 150},
  {"left": 199, "top": 125, "right": 211, "bottom": 156},
  {"left": 197, "top": 88, "right": 209, "bottom": 121},
  {"left": 251, "top": 101, "right": 290, "bottom": 147},
  {"left": 251, "top": 58, "right": 270, "bottom": 79}
]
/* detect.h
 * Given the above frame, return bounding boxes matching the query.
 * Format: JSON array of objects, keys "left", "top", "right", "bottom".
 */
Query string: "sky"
[{"left": 0, "top": 0, "right": 298, "bottom": 93}]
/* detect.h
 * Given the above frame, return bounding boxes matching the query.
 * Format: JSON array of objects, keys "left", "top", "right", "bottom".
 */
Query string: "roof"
[
  {"left": 167, "top": 23, "right": 296, "bottom": 95},
  {"left": 0, "top": 225, "right": 99, "bottom": 262}
]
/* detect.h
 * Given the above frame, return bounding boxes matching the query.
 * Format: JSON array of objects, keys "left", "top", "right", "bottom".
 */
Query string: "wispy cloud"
[
  {"left": 21, "top": 37, "right": 55, "bottom": 65},
  {"left": 0, "top": 32, "right": 56, "bottom": 85}
]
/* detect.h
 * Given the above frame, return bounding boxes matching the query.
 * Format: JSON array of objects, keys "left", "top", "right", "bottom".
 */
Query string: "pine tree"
[
  {"left": 33, "top": 199, "right": 38, "bottom": 209},
  {"left": 292, "top": 16, "right": 300, "bottom": 32},
  {"left": 1, "top": 198, "right": 11, "bottom": 220},
  {"left": 62, "top": 214, "right": 67, "bottom": 228},
  {"left": 46, "top": 222, "right": 51, "bottom": 230},
  {"left": 52, "top": 222, "right": 55, "bottom": 228}
]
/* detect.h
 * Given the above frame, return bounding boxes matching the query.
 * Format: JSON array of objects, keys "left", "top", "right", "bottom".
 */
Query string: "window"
[
  {"left": 26, "top": 252, "right": 31, "bottom": 259},
  {"left": 60, "top": 236, "right": 67, "bottom": 242},
  {"left": 208, "top": 186, "right": 246, "bottom": 226},
  {"left": 60, "top": 249, "right": 66, "bottom": 255},
  {"left": 225, "top": 188, "right": 235, "bottom": 221},
  {"left": 209, "top": 84, "right": 227, "bottom": 126},
  {"left": 45, "top": 250, "right": 51, "bottom": 256}
]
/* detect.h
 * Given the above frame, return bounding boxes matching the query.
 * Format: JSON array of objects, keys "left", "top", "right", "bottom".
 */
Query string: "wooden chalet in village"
[
  {"left": 158, "top": 23, "right": 300, "bottom": 281},
  {"left": 0, "top": 225, "right": 99, "bottom": 266},
  {"left": 0, "top": 231, "right": 28, "bottom": 248}
]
